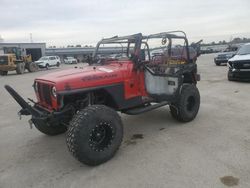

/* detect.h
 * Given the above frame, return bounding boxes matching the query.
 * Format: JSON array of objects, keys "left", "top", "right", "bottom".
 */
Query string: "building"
[
  {"left": 45, "top": 47, "right": 124, "bottom": 62},
  {"left": 0, "top": 43, "right": 46, "bottom": 61},
  {"left": 45, "top": 47, "right": 94, "bottom": 62}
]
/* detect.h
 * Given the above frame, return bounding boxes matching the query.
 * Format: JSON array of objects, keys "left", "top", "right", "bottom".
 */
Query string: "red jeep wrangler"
[{"left": 5, "top": 31, "right": 200, "bottom": 166}]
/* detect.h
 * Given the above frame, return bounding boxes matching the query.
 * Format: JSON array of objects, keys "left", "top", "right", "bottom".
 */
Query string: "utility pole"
[{"left": 30, "top": 33, "right": 33, "bottom": 43}]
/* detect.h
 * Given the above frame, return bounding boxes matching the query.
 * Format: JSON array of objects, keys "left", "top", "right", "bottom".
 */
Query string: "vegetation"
[{"left": 201, "top": 37, "right": 250, "bottom": 46}]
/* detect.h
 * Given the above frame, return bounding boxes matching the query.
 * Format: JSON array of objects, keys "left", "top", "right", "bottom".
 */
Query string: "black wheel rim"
[
  {"left": 186, "top": 96, "right": 195, "bottom": 112},
  {"left": 89, "top": 122, "right": 114, "bottom": 152}
]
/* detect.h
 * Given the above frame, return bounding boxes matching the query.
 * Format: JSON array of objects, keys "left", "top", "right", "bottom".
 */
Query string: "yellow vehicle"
[{"left": 0, "top": 47, "right": 38, "bottom": 76}]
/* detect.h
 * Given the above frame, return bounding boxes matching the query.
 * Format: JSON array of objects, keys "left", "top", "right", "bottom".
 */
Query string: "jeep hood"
[
  {"left": 35, "top": 63, "right": 129, "bottom": 91},
  {"left": 229, "top": 54, "right": 250, "bottom": 62}
]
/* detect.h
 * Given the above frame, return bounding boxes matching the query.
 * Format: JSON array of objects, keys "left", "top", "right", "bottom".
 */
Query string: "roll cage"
[{"left": 92, "top": 31, "right": 191, "bottom": 64}]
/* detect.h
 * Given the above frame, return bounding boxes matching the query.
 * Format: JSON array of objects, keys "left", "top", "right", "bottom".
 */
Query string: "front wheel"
[
  {"left": 27, "top": 62, "right": 38, "bottom": 72},
  {"left": 227, "top": 70, "right": 234, "bottom": 81},
  {"left": 56, "top": 62, "right": 60, "bottom": 67},
  {"left": 66, "top": 105, "right": 123, "bottom": 166},
  {"left": 16, "top": 63, "right": 25, "bottom": 74},
  {"left": 170, "top": 84, "right": 200, "bottom": 122}
]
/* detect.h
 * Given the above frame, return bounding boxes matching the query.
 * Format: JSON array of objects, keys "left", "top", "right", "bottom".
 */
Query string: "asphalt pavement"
[{"left": 0, "top": 55, "right": 250, "bottom": 188}]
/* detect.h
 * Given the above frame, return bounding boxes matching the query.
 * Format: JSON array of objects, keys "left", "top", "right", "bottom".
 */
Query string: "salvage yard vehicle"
[
  {"left": 64, "top": 57, "right": 77, "bottom": 64},
  {"left": 228, "top": 43, "right": 250, "bottom": 81},
  {"left": 214, "top": 45, "right": 238, "bottom": 66},
  {"left": 214, "top": 52, "right": 236, "bottom": 66},
  {"left": 35, "top": 56, "right": 61, "bottom": 69},
  {"left": 0, "top": 47, "right": 38, "bottom": 76},
  {"left": 5, "top": 31, "right": 200, "bottom": 166}
]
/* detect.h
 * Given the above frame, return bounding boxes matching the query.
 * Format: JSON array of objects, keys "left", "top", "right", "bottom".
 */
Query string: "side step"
[{"left": 123, "top": 101, "right": 169, "bottom": 115}]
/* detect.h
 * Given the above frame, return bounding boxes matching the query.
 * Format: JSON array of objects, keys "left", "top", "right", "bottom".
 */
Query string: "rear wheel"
[
  {"left": 170, "top": 84, "right": 200, "bottom": 122},
  {"left": 27, "top": 62, "right": 38, "bottom": 72},
  {"left": 0, "top": 70, "right": 8, "bottom": 76},
  {"left": 16, "top": 63, "right": 25, "bottom": 74},
  {"left": 66, "top": 105, "right": 123, "bottom": 166}
]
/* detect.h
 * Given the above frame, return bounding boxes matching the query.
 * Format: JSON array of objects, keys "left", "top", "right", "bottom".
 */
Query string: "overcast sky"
[{"left": 0, "top": 0, "right": 250, "bottom": 46}]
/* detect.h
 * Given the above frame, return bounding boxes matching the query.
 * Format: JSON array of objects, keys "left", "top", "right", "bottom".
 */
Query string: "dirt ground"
[{"left": 0, "top": 54, "right": 250, "bottom": 188}]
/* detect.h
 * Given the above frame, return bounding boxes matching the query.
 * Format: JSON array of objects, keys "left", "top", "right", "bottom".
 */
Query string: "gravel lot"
[{"left": 0, "top": 54, "right": 250, "bottom": 188}]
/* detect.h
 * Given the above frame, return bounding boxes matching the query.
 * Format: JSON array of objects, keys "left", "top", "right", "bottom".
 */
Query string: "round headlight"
[{"left": 51, "top": 86, "right": 57, "bottom": 98}]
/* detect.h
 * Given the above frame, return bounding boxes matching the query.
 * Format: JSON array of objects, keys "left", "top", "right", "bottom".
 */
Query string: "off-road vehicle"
[
  {"left": 0, "top": 47, "right": 38, "bottom": 75},
  {"left": 5, "top": 31, "right": 200, "bottom": 166}
]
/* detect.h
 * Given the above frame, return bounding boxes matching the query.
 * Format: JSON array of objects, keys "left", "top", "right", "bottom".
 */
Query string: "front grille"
[
  {"left": 37, "top": 83, "right": 52, "bottom": 106},
  {"left": 233, "top": 61, "right": 250, "bottom": 69},
  {"left": 0, "top": 56, "right": 8, "bottom": 65}
]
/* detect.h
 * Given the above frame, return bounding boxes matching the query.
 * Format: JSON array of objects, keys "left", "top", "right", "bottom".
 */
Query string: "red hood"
[{"left": 36, "top": 62, "right": 132, "bottom": 91}]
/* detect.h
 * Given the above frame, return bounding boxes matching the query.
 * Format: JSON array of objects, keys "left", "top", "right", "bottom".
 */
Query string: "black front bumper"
[
  {"left": 4, "top": 85, "right": 72, "bottom": 127},
  {"left": 229, "top": 69, "right": 250, "bottom": 80}
]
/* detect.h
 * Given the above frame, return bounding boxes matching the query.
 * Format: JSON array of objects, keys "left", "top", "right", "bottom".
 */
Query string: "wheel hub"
[{"left": 89, "top": 122, "right": 114, "bottom": 152}]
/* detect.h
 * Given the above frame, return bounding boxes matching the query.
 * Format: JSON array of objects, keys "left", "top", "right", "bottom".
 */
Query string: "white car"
[
  {"left": 35, "top": 56, "right": 61, "bottom": 69},
  {"left": 64, "top": 57, "right": 77, "bottom": 64}
]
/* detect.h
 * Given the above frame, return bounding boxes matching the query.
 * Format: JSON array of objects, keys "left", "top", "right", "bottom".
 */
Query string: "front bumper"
[
  {"left": 4, "top": 85, "right": 72, "bottom": 127},
  {"left": 214, "top": 58, "right": 228, "bottom": 64},
  {"left": 229, "top": 69, "right": 250, "bottom": 80}
]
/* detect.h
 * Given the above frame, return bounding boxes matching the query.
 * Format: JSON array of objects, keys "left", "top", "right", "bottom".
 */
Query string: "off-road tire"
[
  {"left": 27, "top": 62, "right": 38, "bottom": 72},
  {"left": 34, "top": 122, "right": 67, "bottom": 136},
  {"left": 66, "top": 105, "right": 123, "bottom": 166},
  {"left": 0, "top": 71, "right": 8, "bottom": 76},
  {"left": 16, "top": 63, "right": 25, "bottom": 74},
  {"left": 170, "top": 84, "right": 200, "bottom": 122}
]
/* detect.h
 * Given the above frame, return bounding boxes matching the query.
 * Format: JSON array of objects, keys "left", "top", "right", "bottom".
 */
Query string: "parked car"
[
  {"left": 214, "top": 52, "right": 236, "bottom": 66},
  {"left": 227, "top": 43, "right": 250, "bottom": 81},
  {"left": 64, "top": 57, "right": 77, "bottom": 64},
  {"left": 35, "top": 56, "right": 61, "bottom": 69},
  {"left": 151, "top": 46, "right": 198, "bottom": 63}
]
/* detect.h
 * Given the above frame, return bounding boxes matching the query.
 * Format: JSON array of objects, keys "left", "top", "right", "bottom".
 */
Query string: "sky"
[{"left": 0, "top": 0, "right": 250, "bottom": 47}]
